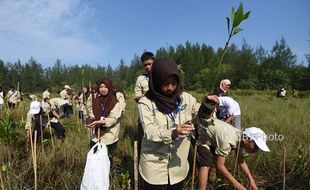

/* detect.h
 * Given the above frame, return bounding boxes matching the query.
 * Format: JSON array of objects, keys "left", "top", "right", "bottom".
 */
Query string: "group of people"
[
  {"left": 134, "top": 52, "right": 270, "bottom": 190},
  {"left": 8, "top": 51, "right": 271, "bottom": 189}
]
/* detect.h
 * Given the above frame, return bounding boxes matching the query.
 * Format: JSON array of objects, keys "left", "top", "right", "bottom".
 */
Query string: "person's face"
[
  {"left": 99, "top": 83, "right": 109, "bottom": 96},
  {"left": 161, "top": 75, "right": 178, "bottom": 96},
  {"left": 142, "top": 59, "right": 153, "bottom": 73},
  {"left": 242, "top": 139, "right": 259, "bottom": 153},
  {"left": 82, "top": 87, "right": 88, "bottom": 93}
]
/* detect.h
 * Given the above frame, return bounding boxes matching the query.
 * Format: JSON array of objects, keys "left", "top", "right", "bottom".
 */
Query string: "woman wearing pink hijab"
[{"left": 214, "top": 79, "right": 231, "bottom": 96}]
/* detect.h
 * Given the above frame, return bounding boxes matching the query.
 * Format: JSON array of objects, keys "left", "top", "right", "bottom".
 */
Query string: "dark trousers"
[
  {"left": 32, "top": 122, "right": 65, "bottom": 140},
  {"left": 142, "top": 179, "right": 184, "bottom": 190},
  {"left": 50, "top": 122, "right": 66, "bottom": 139},
  {"left": 8, "top": 102, "right": 15, "bottom": 109}
]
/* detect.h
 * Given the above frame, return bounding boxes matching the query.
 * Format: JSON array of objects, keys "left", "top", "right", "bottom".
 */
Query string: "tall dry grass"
[{"left": 0, "top": 91, "right": 309, "bottom": 189}]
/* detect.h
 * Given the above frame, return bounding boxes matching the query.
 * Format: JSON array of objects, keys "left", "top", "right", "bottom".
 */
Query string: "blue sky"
[{"left": 0, "top": 0, "right": 309, "bottom": 68}]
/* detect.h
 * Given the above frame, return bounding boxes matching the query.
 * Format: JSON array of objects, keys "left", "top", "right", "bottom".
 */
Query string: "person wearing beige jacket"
[
  {"left": 85, "top": 78, "right": 122, "bottom": 164},
  {"left": 138, "top": 58, "right": 200, "bottom": 189}
]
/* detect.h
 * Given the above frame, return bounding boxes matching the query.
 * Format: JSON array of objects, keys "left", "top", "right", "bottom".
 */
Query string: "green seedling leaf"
[
  {"left": 226, "top": 17, "right": 230, "bottom": 35},
  {"left": 233, "top": 3, "right": 244, "bottom": 27},
  {"left": 243, "top": 11, "right": 250, "bottom": 20},
  {"left": 231, "top": 7, "right": 235, "bottom": 25},
  {"left": 233, "top": 27, "right": 243, "bottom": 35}
]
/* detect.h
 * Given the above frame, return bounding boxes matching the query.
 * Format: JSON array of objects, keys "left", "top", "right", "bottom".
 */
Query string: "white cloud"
[{"left": 0, "top": 0, "right": 110, "bottom": 66}]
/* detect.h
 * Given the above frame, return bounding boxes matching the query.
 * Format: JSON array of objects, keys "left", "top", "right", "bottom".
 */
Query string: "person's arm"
[
  {"left": 86, "top": 102, "right": 122, "bottom": 128},
  {"left": 134, "top": 77, "right": 143, "bottom": 102},
  {"left": 239, "top": 159, "right": 258, "bottom": 190},
  {"left": 138, "top": 98, "right": 194, "bottom": 143},
  {"left": 216, "top": 155, "right": 247, "bottom": 190},
  {"left": 225, "top": 115, "right": 233, "bottom": 124}
]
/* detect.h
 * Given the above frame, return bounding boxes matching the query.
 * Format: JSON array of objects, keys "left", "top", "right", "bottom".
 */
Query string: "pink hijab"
[{"left": 219, "top": 79, "right": 231, "bottom": 93}]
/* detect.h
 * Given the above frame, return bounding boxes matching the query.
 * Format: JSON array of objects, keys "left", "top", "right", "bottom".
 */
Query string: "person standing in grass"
[
  {"left": 6, "top": 85, "right": 20, "bottom": 109},
  {"left": 0, "top": 86, "right": 4, "bottom": 110},
  {"left": 85, "top": 78, "right": 122, "bottom": 165},
  {"left": 196, "top": 95, "right": 270, "bottom": 190},
  {"left": 134, "top": 51, "right": 154, "bottom": 103},
  {"left": 138, "top": 58, "right": 200, "bottom": 189},
  {"left": 42, "top": 87, "right": 51, "bottom": 99},
  {"left": 134, "top": 52, "right": 155, "bottom": 160},
  {"left": 113, "top": 84, "right": 126, "bottom": 113}
]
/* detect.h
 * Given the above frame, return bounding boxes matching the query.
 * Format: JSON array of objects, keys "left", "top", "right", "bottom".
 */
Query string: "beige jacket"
[
  {"left": 7, "top": 90, "right": 20, "bottom": 104},
  {"left": 42, "top": 98, "right": 67, "bottom": 123},
  {"left": 91, "top": 101, "right": 122, "bottom": 145},
  {"left": 199, "top": 118, "right": 241, "bottom": 156},
  {"left": 25, "top": 112, "right": 48, "bottom": 130},
  {"left": 42, "top": 90, "right": 50, "bottom": 99},
  {"left": 134, "top": 75, "right": 149, "bottom": 98},
  {"left": 138, "top": 92, "right": 200, "bottom": 185}
]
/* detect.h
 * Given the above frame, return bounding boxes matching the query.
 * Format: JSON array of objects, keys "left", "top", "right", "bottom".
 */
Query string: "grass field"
[{"left": 0, "top": 91, "right": 309, "bottom": 190}]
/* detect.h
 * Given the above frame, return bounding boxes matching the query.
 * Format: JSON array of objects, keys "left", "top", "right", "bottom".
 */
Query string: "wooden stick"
[
  {"left": 47, "top": 115, "right": 55, "bottom": 148},
  {"left": 233, "top": 132, "right": 242, "bottom": 190},
  {"left": 134, "top": 141, "right": 138, "bottom": 190},
  {"left": 33, "top": 131, "right": 37, "bottom": 190},
  {"left": 191, "top": 144, "right": 197, "bottom": 190},
  {"left": 283, "top": 146, "right": 286, "bottom": 190},
  {"left": 0, "top": 166, "right": 4, "bottom": 190},
  {"left": 39, "top": 115, "right": 45, "bottom": 158}
]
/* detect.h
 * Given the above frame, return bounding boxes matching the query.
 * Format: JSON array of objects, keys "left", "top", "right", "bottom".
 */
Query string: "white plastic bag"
[{"left": 80, "top": 142, "right": 110, "bottom": 190}]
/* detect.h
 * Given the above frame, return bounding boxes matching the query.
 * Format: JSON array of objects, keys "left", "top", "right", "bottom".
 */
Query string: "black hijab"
[
  {"left": 145, "top": 58, "right": 182, "bottom": 114},
  {"left": 92, "top": 78, "right": 118, "bottom": 120}
]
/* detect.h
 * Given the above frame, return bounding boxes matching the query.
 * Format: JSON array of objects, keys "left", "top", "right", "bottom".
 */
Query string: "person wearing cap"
[
  {"left": 25, "top": 101, "right": 49, "bottom": 148},
  {"left": 196, "top": 95, "right": 270, "bottom": 190},
  {"left": 42, "top": 87, "right": 51, "bottom": 99},
  {"left": 138, "top": 58, "right": 200, "bottom": 189},
  {"left": 60, "top": 85, "right": 73, "bottom": 118}
]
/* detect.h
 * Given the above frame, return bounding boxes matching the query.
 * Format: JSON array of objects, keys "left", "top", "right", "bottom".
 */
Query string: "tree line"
[{"left": 0, "top": 37, "right": 309, "bottom": 94}]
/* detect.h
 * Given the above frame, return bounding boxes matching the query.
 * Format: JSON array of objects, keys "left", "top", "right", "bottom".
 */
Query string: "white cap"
[
  {"left": 29, "top": 101, "right": 41, "bottom": 114},
  {"left": 244, "top": 127, "right": 270, "bottom": 152},
  {"left": 64, "top": 85, "right": 71, "bottom": 89}
]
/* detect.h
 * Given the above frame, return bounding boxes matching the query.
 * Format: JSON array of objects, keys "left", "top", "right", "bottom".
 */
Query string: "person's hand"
[
  {"left": 86, "top": 120, "right": 98, "bottom": 128},
  {"left": 172, "top": 123, "right": 195, "bottom": 139},
  {"left": 86, "top": 119, "right": 106, "bottom": 128}
]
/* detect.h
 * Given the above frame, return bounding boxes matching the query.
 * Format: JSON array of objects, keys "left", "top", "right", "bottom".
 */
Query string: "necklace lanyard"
[{"left": 167, "top": 99, "right": 181, "bottom": 129}]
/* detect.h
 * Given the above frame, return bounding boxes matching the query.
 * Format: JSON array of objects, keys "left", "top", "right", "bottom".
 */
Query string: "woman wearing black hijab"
[
  {"left": 86, "top": 78, "right": 122, "bottom": 163},
  {"left": 138, "top": 58, "right": 200, "bottom": 190}
]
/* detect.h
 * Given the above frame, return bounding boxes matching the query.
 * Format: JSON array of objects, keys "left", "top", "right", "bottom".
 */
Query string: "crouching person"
[
  {"left": 196, "top": 95, "right": 270, "bottom": 190},
  {"left": 41, "top": 97, "right": 66, "bottom": 140},
  {"left": 25, "top": 101, "right": 49, "bottom": 149}
]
